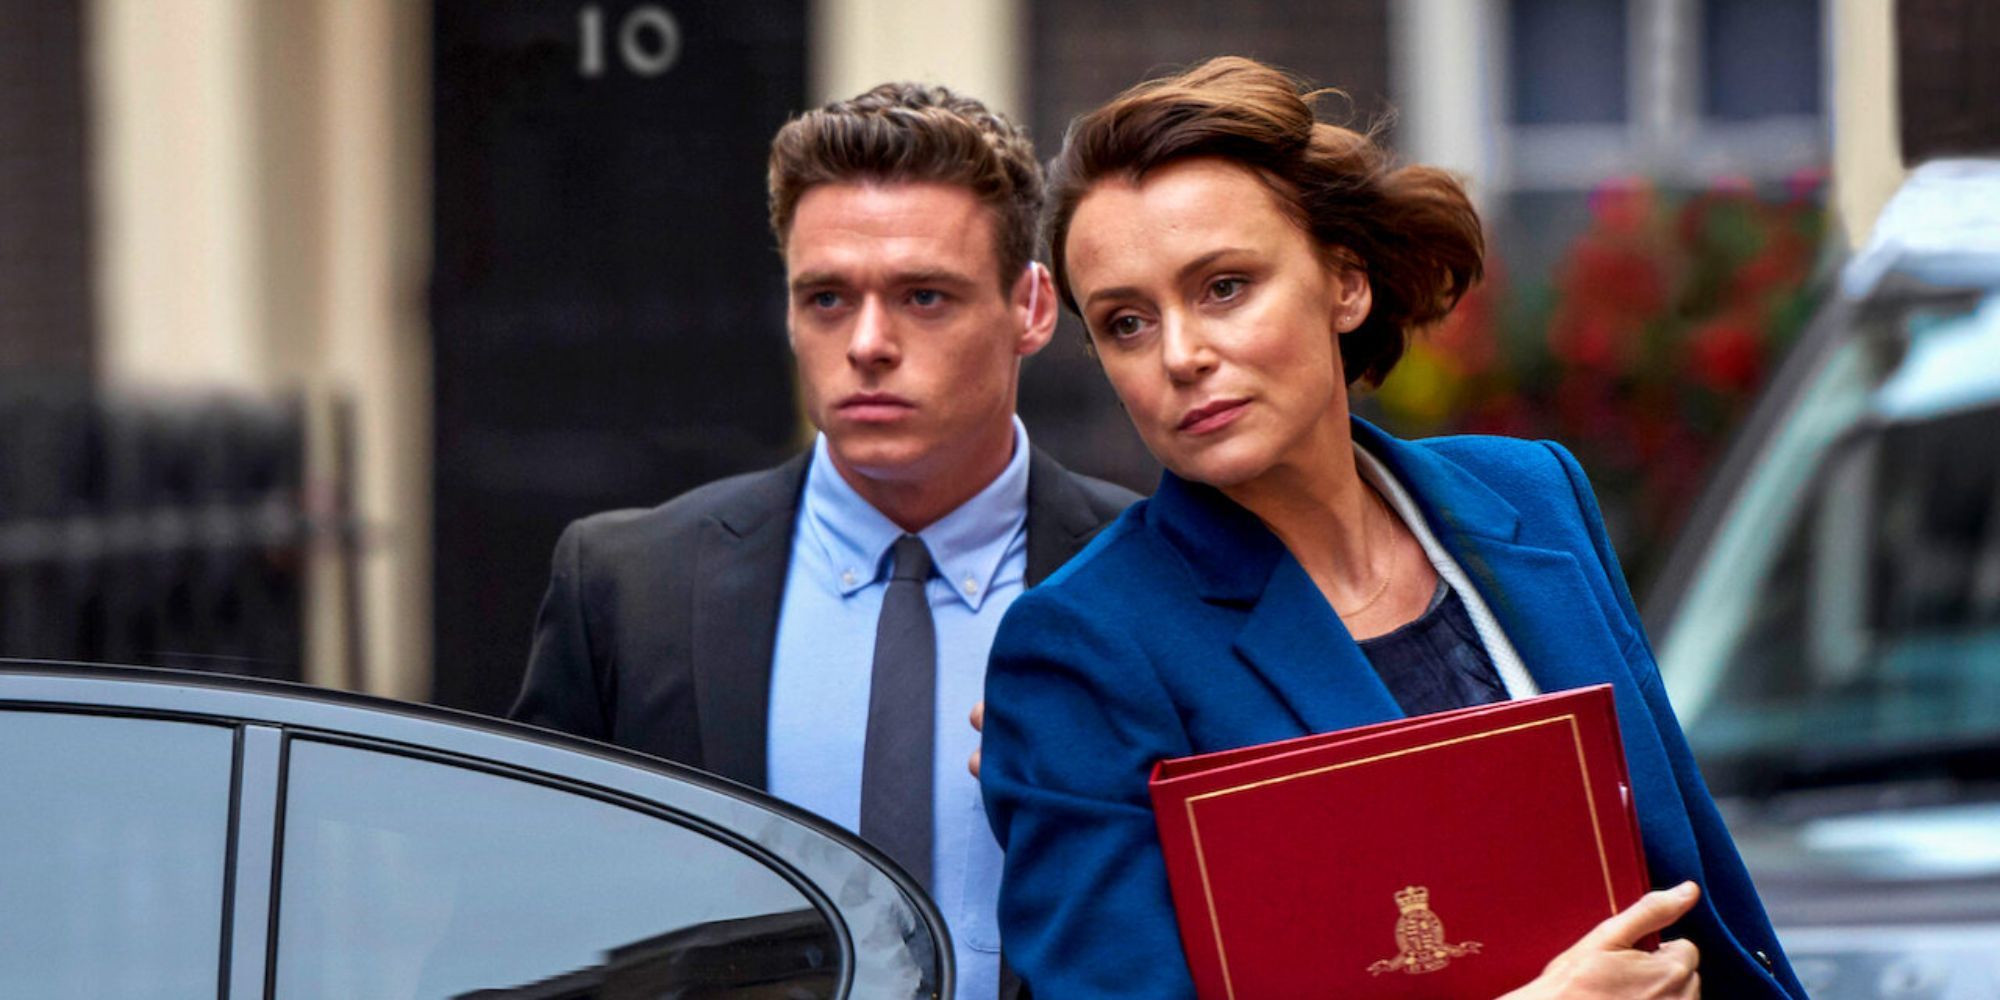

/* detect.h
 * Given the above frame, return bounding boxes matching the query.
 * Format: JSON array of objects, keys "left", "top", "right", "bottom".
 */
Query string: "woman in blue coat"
[{"left": 979, "top": 57, "right": 1807, "bottom": 999}]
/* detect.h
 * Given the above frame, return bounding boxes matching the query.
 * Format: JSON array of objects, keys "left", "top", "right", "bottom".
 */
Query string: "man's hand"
[
  {"left": 1501, "top": 881, "right": 1702, "bottom": 999},
  {"left": 968, "top": 700, "right": 985, "bottom": 778}
]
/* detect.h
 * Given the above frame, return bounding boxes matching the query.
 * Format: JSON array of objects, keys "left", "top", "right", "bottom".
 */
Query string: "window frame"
[
  {"left": 1496, "top": 0, "right": 1833, "bottom": 191},
  {"left": 263, "top": 729, "right": 850, "bottom": 998},
  {"left": 0, "top": 703, "right": 239, "bottom": 996}
]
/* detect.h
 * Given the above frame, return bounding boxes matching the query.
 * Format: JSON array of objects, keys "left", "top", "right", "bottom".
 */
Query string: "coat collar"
[
  {"left": 1148, "top": 422, "right": 1711, "bottom": 896},
  {"left": 1348, "top": 418, "right": 1520, "bottom": 546},
  {"left": 1147, "top": 417, "right": 1522, "bottom": 606},
  {"left": 1147, "top": 419, "right": 1635, "bottom": 725}
]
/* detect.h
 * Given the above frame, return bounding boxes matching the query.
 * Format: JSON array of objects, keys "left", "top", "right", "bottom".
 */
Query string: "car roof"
[
  {"left": 0, "top": 658, "right": 718, "bottom": 783},
  {"left": 1843, "top": 159, "right": 2000, "bottom": 299},
  {"left": 1872, "top": 292, "right": 2000, "bottom": 422}
]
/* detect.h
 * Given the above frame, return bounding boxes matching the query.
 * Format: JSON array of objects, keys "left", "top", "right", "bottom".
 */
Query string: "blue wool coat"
[{"left": 980, "top": 420, "right": 1807, "bottom": 998}]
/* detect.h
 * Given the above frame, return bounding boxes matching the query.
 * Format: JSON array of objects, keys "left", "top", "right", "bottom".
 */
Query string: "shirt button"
[
  {"left": 962, "top": 577, "right": 980, "bottom": 595},
  {"left": 841, "top": 569, "right": 857, "bottom": 587}
]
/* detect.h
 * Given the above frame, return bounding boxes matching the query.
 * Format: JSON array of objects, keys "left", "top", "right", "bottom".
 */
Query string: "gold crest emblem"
[{"left": 1367, "top": 885, "right": 1483, "bottom": 976}]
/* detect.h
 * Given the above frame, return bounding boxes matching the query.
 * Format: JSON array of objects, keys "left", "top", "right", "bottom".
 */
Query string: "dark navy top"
[{"left": 1357, "top": 581, "right": 1509, "bottom": 715}]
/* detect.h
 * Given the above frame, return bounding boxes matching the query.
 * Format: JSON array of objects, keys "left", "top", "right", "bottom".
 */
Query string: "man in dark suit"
[{"left": 510, "top": 81, "right": 1136, "bottom": 1000}]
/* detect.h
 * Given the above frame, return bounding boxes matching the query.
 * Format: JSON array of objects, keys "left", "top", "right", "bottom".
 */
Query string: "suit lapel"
[
  {"left": 692, "top": 447, "right": 1098, "bottom": 789},
  {"left": 690, "top": 454, "right": 809, "bottom": 790},
  {"left": 1023, "top": 447, "right": 1105, "bottom": 585}
]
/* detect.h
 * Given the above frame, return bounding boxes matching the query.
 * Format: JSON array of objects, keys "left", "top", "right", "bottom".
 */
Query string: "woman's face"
[{"left": 1064, "top": 157, "right": 1372, "bottom": 490}]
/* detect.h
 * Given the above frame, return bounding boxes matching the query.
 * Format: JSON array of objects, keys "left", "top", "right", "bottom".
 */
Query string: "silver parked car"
[{"left": 1650, "top": 160, "right": 2000, "bottom": 1000}]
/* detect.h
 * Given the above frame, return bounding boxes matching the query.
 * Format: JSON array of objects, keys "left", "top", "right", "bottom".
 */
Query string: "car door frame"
[{"left": 0, "top": 660, "right": 953, "bottom": 1000}]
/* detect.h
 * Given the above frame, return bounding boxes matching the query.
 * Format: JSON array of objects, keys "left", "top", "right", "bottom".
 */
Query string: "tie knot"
[{"left": 890, "top": 534, "right": 933, "bottom": 583}]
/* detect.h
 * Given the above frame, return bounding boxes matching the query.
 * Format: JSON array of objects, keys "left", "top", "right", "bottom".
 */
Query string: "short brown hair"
[
  {"left": 1046, "top": 57, "right": 1484, "bottom": 386},
  {"left": 768, "top": 82, "right": 1043, "bottom": 289}
]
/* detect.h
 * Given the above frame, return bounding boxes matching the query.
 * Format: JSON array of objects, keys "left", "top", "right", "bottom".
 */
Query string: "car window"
[
  {"left": 0, "top": 710, "right": 234, "bottom": 998},
  {"left": 1658, "top": 330, "right": 1892, "bottom": 718},
  {"left": 273, "top": 738, "right": 841, "bottom": 999},
  {"left": 1661, "top": 290, "right": 2000, "bottom": 791},
  {"left": 1690, "top": 401, "right": 2000, "bottom": 770}
]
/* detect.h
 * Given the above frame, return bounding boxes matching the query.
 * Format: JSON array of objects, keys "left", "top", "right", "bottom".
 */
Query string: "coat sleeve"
[
  {"left": 980, "top": 589, "right": 1198, "bottom": 999},
  {"left": 1545, "top": 441, "right": 1810, "bottom": 999},
  {"left": 509, "top": 521, "right": 614, "bottom": 741}
]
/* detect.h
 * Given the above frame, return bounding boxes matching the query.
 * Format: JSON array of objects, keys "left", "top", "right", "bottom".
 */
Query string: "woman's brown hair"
[{"left": 1045, "top": 56, "right": 1484, "bottom": 386}]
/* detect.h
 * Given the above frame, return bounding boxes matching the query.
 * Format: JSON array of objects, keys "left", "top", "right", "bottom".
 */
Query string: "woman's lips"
[
  {"left": 1178, "top": 398, "right": 1249, "bottom": 434},
  {"left": 837, "top": 393, "right": 916, "bottom": 423}
]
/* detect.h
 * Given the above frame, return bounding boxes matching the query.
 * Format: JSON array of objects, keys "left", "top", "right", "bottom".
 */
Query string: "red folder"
[{"left": 1149, "top": 685, "right": 1651, "bottom": 999}]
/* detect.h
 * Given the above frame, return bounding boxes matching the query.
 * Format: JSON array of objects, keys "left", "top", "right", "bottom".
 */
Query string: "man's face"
[{"left": 785, "top": 181, "right": 1050, "bottom": 490}]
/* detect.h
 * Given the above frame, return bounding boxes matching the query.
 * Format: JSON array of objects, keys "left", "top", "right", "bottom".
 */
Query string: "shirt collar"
[{"left": 802, "top": 417, "right": 1032, "bottom": 611}]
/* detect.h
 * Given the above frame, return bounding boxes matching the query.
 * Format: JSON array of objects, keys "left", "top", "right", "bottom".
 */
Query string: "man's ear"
[{"left": 1015, "top": 262, "right": 1058, "bottom": 358}]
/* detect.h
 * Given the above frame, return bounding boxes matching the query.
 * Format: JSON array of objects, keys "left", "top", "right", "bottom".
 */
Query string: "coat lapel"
[
  {"left": 1150, "top": 472, "right": 1405, "bottom": 733},
  {"left": 690, "top": 454, "right": 809, "bottom": 790},
  {"left": 1349, "top": 418, "right": 1619, "bottom": 698},
  {"left": 1155, "top": 419, "right": 1692, "bottom": 867},
  {"left": 690, "top": 447, "right": 1098, "bottom": 790},
  {"left": 1353, "top": 420, "right": 1703, "bottom": 876},
  {"left": 1233, "top": 557, "right": 1405, "bottom": 732},
  {"left": 1445, "top": 514, "right": 1707, "bottom": 880}
]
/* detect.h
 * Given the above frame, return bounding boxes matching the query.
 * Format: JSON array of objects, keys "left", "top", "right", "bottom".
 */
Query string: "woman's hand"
[{"left": 1501, "top": 881, "right": 1702, "bottom": 1000}]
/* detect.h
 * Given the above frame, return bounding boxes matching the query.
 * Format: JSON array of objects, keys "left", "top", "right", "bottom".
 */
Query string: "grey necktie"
[{"left": 861, "top": 533, "right": 936, "bottom": 890}]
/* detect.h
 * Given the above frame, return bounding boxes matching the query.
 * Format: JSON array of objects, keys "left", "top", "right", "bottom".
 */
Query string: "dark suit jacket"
[
  {"left": 510, "top": 445, "right": 1133, "bottom": 1000},
  {"left": 511, "top": 444, "right": 1137, "bottom": 789},
  {"left": 981, "top": 420, "right": 1808, "bottom": 999}
]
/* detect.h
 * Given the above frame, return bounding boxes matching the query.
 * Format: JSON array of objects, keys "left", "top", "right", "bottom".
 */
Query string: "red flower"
[
  {"left": 1563, "top": 241, "right": 1669, "bottom": 319},
  {"left": 1688, "top": 316, "right": 1764, "bottom": 392},
  {"left": 1588, "top": 177, "right": 1656, "bottom": 236},
  {"left": 1733, "top": 230, "right": 1808, "bottom": 300}
]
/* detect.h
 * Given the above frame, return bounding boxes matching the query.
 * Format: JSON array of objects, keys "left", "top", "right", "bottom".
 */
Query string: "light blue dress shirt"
[{"left": 769, "top": 418, "right": 1030, "bottom": 1000}]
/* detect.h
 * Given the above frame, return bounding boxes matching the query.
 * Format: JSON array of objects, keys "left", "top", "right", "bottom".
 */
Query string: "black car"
[{"left": 0, "top": 660, "right": 950, "bottom": 999}]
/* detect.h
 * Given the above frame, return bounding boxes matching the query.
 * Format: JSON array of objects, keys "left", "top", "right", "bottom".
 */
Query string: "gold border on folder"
[{"left": 1182, "top": 714, "right": 1617, "bottom": 1000}]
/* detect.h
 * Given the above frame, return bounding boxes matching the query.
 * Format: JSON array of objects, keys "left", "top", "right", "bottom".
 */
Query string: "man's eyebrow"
[
  {"left": 789, "top": 271, "right": 846, "bottom": 291},
  {"left": 1081, "top": 248, "right": 1249, "bottom": 310},
  {"left": 789, "top": 268, "right": 982, "bottom": 294},
  {"left": 891, "top": 268, "right": 980, "bottom": 288}
]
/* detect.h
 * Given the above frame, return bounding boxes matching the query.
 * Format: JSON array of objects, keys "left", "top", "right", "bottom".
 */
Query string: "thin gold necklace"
[
  {"left": 1337, "top": 561, "right": 1393, "bottom": 618},
  {"left": 1336, "top": 487, "right": 1395, "bottom": 619}
]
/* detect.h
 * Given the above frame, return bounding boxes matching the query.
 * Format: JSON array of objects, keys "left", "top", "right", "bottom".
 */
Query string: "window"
[
  {"left": 274, "top": 739, "right": 840, "bottom": 999},
  {"left": 0, "top": 711, "right": 234, "bottom": 998},
  {"left": 1701, "top": 0, "right": 1821, "bottom": 121},
  {"left": 1497, "top": 0, "right": 1828, "bottom": 189},
  {"left": 1509, "top": 0, "right": 1629, "bottom": 125}
]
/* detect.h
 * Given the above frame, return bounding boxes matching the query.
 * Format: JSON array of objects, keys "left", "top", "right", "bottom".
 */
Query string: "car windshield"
[{"left": 1660, "top": 290, "right": 2000, "bottom": 795}]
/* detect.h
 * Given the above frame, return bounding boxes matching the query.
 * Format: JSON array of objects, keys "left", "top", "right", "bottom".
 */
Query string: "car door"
[{"left": 0, "top": 664, "right": 951, "bottom": 999}]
